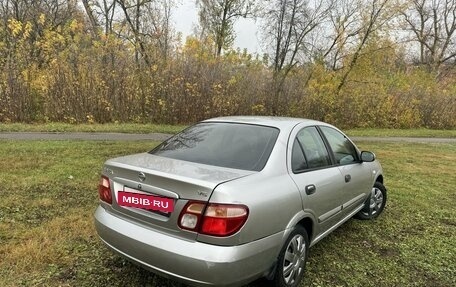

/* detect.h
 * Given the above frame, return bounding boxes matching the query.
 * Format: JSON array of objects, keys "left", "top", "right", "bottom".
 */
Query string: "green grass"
[
  {"left": 0, "top": 140, "right": 454, "bottom": 287},
  {"left": 0, "top": 122, "right": 186, "bottom": 134},
  {"left": 0, "top": 123, "right": 455, "bottom": 138},
  {"left": 345, "top": 128, "right": 456, "bottom": 138},
  {"left": 301, "top": 141, "right": 456, "bottom": 287}
]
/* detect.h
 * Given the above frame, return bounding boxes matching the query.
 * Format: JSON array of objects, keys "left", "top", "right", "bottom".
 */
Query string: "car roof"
[{"left": 203, "top": 116, "right": 325, "bottom": 130}]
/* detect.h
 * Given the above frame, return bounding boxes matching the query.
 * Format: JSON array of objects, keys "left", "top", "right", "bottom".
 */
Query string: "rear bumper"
[{"left": 94, "top": 206, "right": 283, "bottom": 286}]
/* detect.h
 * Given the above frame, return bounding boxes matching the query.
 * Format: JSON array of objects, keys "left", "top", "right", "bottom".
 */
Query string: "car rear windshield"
[{"left": 150, "top": 122, "right": 279, "bottom": 171}]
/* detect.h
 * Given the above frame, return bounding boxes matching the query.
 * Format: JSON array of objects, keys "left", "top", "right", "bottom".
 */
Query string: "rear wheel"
[
  {"left": 356, "top": 181, "right": 387, "bottom": 220},
  {"left": 272, "top": 226, "right": 309, "bottom": 287}
]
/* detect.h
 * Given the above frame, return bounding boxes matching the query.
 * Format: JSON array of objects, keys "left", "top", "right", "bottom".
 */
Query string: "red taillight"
[
  {"left": 178, "top": 201, "right": 248, "bottom": 237},
  {"left": 201, "top": 204, "right": 249, "bottom": 236},
  {"left": 98, "top": 175, "right": 112, "bottom": 204}
]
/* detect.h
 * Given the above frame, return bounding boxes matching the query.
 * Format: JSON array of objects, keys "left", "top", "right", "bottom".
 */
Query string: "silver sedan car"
[{"left": 94, "top": 116, "right": 387, "bottom": 287}]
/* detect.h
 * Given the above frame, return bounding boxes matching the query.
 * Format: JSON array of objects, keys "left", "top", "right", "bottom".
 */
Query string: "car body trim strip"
[
  {"left": 318, "top": 206, "right": 342, "bottom": 223},
  {"left": 342, "top": 193, "right": 366, "bottom": 210}
]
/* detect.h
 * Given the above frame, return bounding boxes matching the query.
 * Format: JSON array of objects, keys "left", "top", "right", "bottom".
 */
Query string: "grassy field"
[
  {"left": 1, "top": 122, "right": 455, "bottom": 138},
  {"left": 0, "top": 123, "right": 186, "bottom": 134},
  {"left": 0, "top": 140, "right": 454, "bottom": 287}
]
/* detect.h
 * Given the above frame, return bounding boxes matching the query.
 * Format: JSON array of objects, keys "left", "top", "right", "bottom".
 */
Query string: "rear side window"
[
  {"left": 292, "top": 127, "right": 331, "bottom": 172},
  {"left": 320, "top": 126, "right": 359, "bottom": 165},
  {"left": 150, "top": 123, "right": 279, "bottom": 171},
  {"left": 291, "top": 138, "right": 308, "bottom": 172}
]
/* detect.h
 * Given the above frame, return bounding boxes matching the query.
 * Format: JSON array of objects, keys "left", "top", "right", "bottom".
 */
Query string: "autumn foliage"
[{"left": 0, "top": 12, "right": 455, "bottom": 128}]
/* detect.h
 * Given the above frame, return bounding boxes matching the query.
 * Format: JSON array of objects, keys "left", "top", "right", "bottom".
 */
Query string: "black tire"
[
  {"left": 355, "top": 181, "right": 387, "bottom": 220},
  {"left": 272, "top": 226, "right": 309, "bottom": 287}
]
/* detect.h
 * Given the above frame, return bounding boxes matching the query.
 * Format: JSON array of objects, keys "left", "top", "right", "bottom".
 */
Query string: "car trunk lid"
[{"left": 102, "top": 153, "right": 254, "bottom": 240}]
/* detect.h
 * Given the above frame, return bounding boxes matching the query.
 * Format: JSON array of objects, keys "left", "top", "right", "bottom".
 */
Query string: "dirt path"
[{"left": 0, "top": 132, "right": 455, "bottom": 143}]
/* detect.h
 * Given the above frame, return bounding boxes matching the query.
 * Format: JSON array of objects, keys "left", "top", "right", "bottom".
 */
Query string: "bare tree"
[
  {"left": 401, "top": 0, "right": 456, "bottom": 71},
  {"left": 336, "top": 0, "right": 392, "bottom": 93},
  {"left": 0, "top": 0, "right": 78, "bottom": 25},
  {"left": 79, "top": 1, "right": 120, "bottom": 36},
  {"left": 318, "top": 0, "right": 363, "bottom": 71},
  {"left": 197, "top": 0, "right": 255, "bottom": 56},
  {"left": 113, "top": 0, "right": 176, "bottom": 66},
  {"left": 142, "top": 0, "right": 175, "bottom": 60},
  {"left": 81, "top": 0, "right": 101, "bottom": 36},
  {"left": 116, "top": 0, "right": 154, "bottom": 66},
  {"left": 263, "top": 0, "right": 333, "bottom": 75},
  {"left": 0, "top": 0, "right": 29, "bottom": 21},
  {"left": 262, "top": 0, "right": 333, "bottom": 113},
  {"left": 101, "top": 0, "right": 117, "bottom": 35}
]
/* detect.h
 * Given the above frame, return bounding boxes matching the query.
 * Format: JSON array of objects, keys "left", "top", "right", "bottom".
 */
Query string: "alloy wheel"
[{"left": 361, "top": 187, "right": 384, "bottom": 217}]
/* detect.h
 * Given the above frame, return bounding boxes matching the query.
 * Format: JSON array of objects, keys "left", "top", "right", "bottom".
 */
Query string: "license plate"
[{"left": 118, "top": 191, "right": 174, "bottom": 212}]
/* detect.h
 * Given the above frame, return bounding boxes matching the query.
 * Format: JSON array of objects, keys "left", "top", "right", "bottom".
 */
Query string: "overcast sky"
[{"left": 171, "top": 2, "right": 263, "bottom": 54}]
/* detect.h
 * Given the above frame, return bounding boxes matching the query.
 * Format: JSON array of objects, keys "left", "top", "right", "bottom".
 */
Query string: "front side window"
[
  {"left": 292, "top": 127, "right": 331, "bottom": 172},
  {"left": 150, "top": 123, "right": 279, "bottom": 171},
  {"left": 320, "top": 126, "right": 359, "bottom": 165}
]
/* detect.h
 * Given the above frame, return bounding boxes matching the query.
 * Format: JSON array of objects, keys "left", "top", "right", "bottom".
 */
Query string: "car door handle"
[
  {"left": 345, "top": 174, "right": 351, "bottom": 183},
  {"left": 305, "top": 184, "right": 316, "bottom": 195}
]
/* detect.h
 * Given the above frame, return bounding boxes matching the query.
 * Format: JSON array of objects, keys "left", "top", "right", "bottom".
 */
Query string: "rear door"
[{"left": 288, "top": 126, "right": 345, "bottom": 232}]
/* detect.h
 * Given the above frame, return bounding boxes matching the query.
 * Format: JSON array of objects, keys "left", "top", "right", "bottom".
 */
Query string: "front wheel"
[
  {"left": 272, "top": 226, "right": 309, "bottom": 287},
  {"left": 355, "top": 181, "right": 387, "bottom": 220}
]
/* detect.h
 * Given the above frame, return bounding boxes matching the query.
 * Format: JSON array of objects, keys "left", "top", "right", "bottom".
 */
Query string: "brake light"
[
  {"left": 98, "top": 175, "right": 112, "bottom": 204},
  {"left": 178, "top": 201, "right": 249, "bottom": 237}
]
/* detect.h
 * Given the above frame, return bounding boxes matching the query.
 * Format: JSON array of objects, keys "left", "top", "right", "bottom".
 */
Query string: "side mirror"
[{"left": 361, "top": 151, "right": 376, "bottom": 162}]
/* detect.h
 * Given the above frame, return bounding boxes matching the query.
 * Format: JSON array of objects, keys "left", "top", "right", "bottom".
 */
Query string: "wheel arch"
[
  {"left": 296, "top": 217, "right": 314, "bottom": 244},
  {"left": 375, "top": 174, "right": 384, "bottom": 184},
  {"left": 284, "top": 211, "right": 316, "bottom": 244}
]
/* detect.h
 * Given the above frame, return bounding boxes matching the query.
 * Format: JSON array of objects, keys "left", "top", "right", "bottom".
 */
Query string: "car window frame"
[
  {"left": 316, "top": 125, "right": 361, "bottom": 166},
  {"left": 291, "top": 137, "right": 309, "bottom": 173},
  {"left": 291, "top": 126, "right": 334, "bottom": 174}
]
